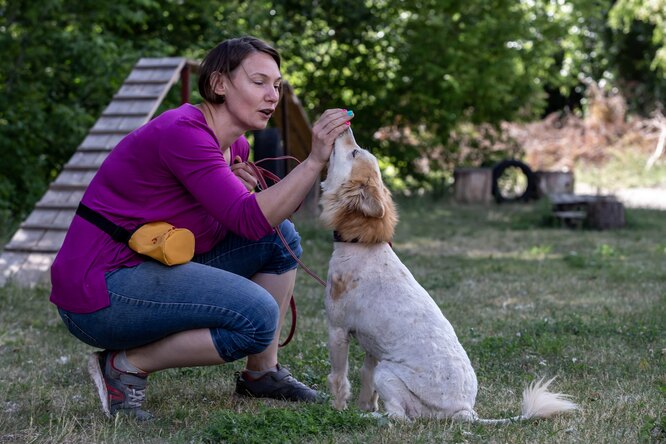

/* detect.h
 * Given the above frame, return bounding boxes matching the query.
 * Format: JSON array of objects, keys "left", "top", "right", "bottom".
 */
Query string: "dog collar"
[{"left": 333, "top": 231, "right": 359, "bottom": 243}]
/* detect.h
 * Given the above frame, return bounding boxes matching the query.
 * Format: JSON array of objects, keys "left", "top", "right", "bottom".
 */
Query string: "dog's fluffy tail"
[{"left": 468, "top": 377, "right": 578, "bottom": 426}]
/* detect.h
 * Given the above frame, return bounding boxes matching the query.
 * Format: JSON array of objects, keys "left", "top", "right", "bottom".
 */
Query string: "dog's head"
[{"left": 320, "top": 128, "right": 397, "bottom": 243}]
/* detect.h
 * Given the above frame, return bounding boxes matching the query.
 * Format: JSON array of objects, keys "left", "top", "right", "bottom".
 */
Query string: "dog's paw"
[
  {"left": 332, "top": 398, "right": 348, "bottom": 411},
  {"left": 358, "top": 399, "right": 379, "bottom": 412}
]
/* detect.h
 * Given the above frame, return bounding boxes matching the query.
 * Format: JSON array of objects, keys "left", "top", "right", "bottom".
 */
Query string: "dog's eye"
[{"left": 351, "top": 149, "right": 358, "bottom": 158}]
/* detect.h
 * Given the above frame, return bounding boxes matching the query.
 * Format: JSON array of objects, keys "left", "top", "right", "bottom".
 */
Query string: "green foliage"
[
  {"left": 1, "top": 0, "right": 664, "bottom": 233},
  {"left": 609, "top": 0, "right": 666, "bottom": 75}
]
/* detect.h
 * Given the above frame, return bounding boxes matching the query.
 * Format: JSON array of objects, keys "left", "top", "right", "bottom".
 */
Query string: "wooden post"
[
  {"left": 180, "top": 65, "right": 190, "bottom": 104},
  {"left": 454, "top": 168, "right": 493, "bottom": 204},
  {"left": 586, "top": 197, "right": 625, "bottom": 229}
]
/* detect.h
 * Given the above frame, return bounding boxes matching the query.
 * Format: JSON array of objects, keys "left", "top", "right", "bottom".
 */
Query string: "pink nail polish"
[{"left": 345, "top": 121, "right": 351, "bottom": 126}]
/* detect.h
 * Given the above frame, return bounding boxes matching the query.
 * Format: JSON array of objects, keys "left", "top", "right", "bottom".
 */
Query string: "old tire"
[{"left": 492, "top": 159, "right": 538, "bottom": 203}]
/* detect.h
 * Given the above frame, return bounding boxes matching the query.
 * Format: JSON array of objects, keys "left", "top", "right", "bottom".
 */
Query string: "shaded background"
[{"left": 1, "top": 0, "right": 665, "bottom": 240}]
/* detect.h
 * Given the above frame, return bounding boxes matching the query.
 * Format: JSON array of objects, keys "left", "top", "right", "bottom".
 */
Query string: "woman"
[{"left": 50, "top": 36, "right": 354, "bottom": 420}]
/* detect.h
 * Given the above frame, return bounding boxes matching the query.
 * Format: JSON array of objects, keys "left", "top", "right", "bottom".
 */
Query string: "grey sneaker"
[
  {"left": 235, "top": 364, "right": 323, "bottom": 403},
  {"left": 87, "top": 351, "right": 153, "bottom": 421}
]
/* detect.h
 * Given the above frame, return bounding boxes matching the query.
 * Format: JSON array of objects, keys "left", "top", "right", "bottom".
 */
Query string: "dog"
[{"left": 319, "top": 128, "right": 577, "bottom": 424}]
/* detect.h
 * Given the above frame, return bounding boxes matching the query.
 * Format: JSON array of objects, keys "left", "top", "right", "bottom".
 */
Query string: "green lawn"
[{"left": 1, "top": 197, "right": 664, "bottom": 443}]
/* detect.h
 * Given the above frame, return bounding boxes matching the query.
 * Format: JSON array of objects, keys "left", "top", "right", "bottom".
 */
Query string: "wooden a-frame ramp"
[
  {"left": 0, "top": 57, "right": 193, "bottom": 287},
  {"left": 0, "top": 57, "right": 314, "bottom": 287}
]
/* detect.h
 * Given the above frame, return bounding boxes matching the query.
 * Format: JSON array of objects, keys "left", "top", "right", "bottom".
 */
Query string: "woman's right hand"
[
  {"left": 309, "top": 109, "right": 354, "bottom": 167},
  {"left": 254, "top": 108, "right": 353, "bottom": 226}
]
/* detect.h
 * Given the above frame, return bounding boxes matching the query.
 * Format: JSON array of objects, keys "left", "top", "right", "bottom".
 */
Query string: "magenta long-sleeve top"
[{"left": 50, "top": 104, "right": 273, "bottom": 313}]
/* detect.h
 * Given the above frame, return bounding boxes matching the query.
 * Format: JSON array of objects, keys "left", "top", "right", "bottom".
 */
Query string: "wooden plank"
[
  {"left": 20, "top": 223, "right": 68, "bottom": 231},
  {"left": 136, "top": 57, "right": 185, "bottom": 68},
  {"left": 114, "top": 84, "right": 167, "bottom": 100},
  {"left": 126, "top": 67, "right": 180, "bottom": 83},
  {"left": 79, "top": 133, "right": 125, "bottom": 150},
  {"left": 36, "top": 190, "right": 84, "bottom": 209},
  {"left": 64, "top": 151, "right": 109, "bottom": 170},
  {"left": 49, "top": 183, "right": 88, "bottom": 192},
  {"left": 38, "top": 199, "right": 81, "bottom": 211},
  {"left": 53, "top": 170, "right": 96, "bottom": 187},
  {"left": 36, "top": 230, "right": 67, "bottom": 251},
  {"left": 103, "top": 99, "right": 158, "bottom": 116},
  {"left": 63, "top": 165, "right": 100, "bottom": 172},
  {"left": 53, "top": 209, "right": 76, "bottom": 227},
  {"left": 5, "top": 228, "right": 45, "bottom": 250},
  {"left": 23, "top": 209, "right": 59, "bottom": 226},
  {"left": 91, "top": 116, "right": 146, "bottom": 133},
  {"left": 67, "top": 151, "right": 105, "bottom": 166},
  {"left": 19, "top": 207, "right": 73, "bottom": 230},
  {"left": 553, "top": 211, "right": 586, "bottom": 219}
]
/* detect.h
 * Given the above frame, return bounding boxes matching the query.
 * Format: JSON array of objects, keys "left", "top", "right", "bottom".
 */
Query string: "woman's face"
[{"left": 223, "top": 52, "right": 282, "bottom": 131}]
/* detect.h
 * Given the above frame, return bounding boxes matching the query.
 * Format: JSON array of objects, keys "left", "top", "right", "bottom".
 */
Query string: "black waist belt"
[{"left": 76, "top": 203, "right": 134, "bottom": 244}]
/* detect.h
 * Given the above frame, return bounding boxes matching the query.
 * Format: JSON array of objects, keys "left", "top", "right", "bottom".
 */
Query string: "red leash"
[{"left": 248, "top": 157, "right": 327, "bottom": 347}]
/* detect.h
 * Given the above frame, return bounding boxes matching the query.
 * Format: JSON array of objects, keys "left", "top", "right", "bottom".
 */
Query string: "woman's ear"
[{"left": 210, "top": 72, "right": 226, "bottom": 97}]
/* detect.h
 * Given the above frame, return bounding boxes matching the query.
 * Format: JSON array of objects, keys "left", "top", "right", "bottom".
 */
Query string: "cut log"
[
  {"left": 586, "top": 198, "right": 625, "bottom": 230},
  {"left": 454, "top": 168, "right": 492, "bottom": 204}
]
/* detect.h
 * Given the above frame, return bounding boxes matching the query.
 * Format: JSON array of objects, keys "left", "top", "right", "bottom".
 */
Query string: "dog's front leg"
[
  {"left": 358, "top": 353, "right": 379, "bottom": 412},
  {"left": 327, "top": 327, "right": 351, "bottom": 410}
]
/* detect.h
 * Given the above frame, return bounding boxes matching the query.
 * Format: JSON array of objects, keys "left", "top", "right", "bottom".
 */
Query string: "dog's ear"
[
  {"left": 343, "top": 175, "right": 387, "bottom": 218},
  {"left": 357, "top": 182, "right": 385, "bottom": 218},
  {"left": 344, "top": 160, "right": 388, "bottom": 218}
]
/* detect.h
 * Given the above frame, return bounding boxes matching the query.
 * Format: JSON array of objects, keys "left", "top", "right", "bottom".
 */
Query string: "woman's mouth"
[{"left": 259, "top": 109, "right": 274, "bottom": 118}]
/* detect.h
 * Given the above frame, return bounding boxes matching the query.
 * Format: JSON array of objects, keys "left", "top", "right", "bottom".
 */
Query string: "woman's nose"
[{"left": 266, "top": 86, "right": 279, "bottom": 102}]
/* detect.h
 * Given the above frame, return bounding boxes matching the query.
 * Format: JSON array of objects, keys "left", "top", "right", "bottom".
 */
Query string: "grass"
[{"left": 1, "top": 197, "right": 664, "bottom": 443}]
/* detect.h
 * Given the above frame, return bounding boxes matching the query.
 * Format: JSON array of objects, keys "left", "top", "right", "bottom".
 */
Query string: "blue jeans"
[{"left": 58, "top": 220, "right": 303, "bottom": 363}]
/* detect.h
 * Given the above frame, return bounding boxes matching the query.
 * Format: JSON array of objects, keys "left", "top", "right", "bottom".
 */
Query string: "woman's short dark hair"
[{"left": 198, "top": 36, "right": 281, "bottom": 104}]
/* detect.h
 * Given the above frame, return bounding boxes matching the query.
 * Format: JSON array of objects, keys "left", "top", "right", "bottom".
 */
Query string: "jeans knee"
[
  {"left": 276, "top": 220, "right": 302, "bottom": 260},
  {"left": 251, "top": 298, "right": 279, "bottom": 352}
]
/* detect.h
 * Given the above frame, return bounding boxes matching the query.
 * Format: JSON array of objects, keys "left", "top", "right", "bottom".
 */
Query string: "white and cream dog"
[{"left": 319, "top": 129, "right": 577, "bottom": 423}]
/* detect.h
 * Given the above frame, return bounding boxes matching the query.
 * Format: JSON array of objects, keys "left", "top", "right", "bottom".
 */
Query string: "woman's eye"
[{"left": 351, "top": 149, "right": 358, "bottom": 158}]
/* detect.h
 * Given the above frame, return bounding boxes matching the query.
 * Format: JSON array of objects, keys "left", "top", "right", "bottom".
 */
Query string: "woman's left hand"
[{"left": 231, "top": 156, "right": 259, "bottom": 191}]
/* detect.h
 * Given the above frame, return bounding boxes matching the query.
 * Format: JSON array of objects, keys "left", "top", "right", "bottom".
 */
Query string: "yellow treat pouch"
[
  {"left": 76, "top": 203, "right": 195, "bottom": 266},
  {"left": 128, "top": 222, "right": 195, "bottom": 266}
]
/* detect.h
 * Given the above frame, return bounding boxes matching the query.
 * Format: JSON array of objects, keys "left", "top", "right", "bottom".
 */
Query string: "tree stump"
[
  {"left": 454, "top": 168, "right": 492, "bottom": 204},
  {"left": 586, "top": 197, "right": 625, "bottom": 230},
  {"left": 536, "top": 171, "right": 574, "bottom": 197}
]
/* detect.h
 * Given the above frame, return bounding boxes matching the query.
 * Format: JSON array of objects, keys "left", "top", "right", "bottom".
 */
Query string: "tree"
[
  {"left": 1, "top": 0, "right": 663, "bottom": 235},
  {"left": 609, "top": 0, "right": 666, "bottom": 75}
]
